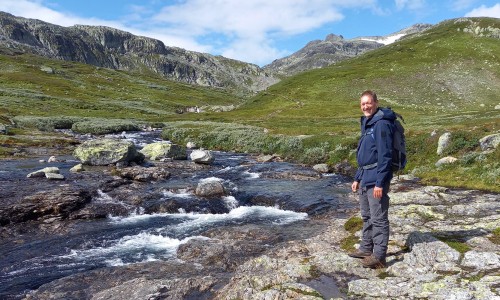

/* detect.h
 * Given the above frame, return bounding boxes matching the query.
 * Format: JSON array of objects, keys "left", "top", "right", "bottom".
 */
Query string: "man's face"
[{"left": 360, "top": 95, "right": 378, "bottom": 118}]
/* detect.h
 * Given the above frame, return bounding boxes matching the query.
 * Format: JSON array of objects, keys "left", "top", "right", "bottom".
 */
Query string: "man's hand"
[
  {"left": 351, "top": 181, "right": 359, "bottom": 193},
  {"left": 373, "top": 186, "right": 383, "bottom": 199}
]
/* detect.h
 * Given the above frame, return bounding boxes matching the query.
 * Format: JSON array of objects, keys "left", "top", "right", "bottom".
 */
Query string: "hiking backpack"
[
  {"left": 360, "top": 107, "right": 407, "bottom": 172},
  {"left": 390, "top": 108, "right": 407, "bottom": 172}
]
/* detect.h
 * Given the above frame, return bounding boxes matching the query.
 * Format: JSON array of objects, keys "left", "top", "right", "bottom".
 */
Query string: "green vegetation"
[
  {"left": 490, "top": 227, "right": 500, "bottom": 245},
  {"left": 340, "top": 216, "right": 364, "bottom": 252},
  {"left": 344, "top": 216, "right": 363, "bottom": 234},
  {"left": 0, "top": 52, "right": 242, "bottom": 121},
  {"left": 1, "top": 17, "right": 499, "bottom": 192},
  {"left": 435, "top": 236, "right": 472, "bottom": 254},
  {"left": 340, "top": 235, "right": 360, "bottom": 252},
  {"left": 0, "top": 127, "right": 78, "bottom": 157}
]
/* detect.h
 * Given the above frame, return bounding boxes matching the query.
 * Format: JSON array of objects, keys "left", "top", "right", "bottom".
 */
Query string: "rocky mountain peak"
[
  {"left": 263, "top": 23, "right": 433, "bottom": 76},
  {"left": 325, "top": 33, "right": 344, "bottom": 42}
]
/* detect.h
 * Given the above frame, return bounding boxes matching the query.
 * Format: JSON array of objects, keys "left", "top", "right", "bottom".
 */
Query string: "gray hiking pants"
[{"left": 358, "top": 183, "right": 390, "bottom": 260}]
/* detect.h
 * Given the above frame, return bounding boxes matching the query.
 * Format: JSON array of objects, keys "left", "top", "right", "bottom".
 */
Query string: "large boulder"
[
  {"left": 190, "top": 149, "right": 215, "bottom": 165},
  {"left": 73, "top": 138, "right": 144, "bottom": 166},
  {"left": 479, "top": 133, "right": 500, "bottom": 151},
  {"left": 140, "top": 142, "right": 187, "bottom": 160},
  {"left": 437, "top": 132, "right": 452, "bottom": 155}
]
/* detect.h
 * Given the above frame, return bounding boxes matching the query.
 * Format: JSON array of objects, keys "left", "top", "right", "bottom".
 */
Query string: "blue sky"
[{"left": 2, "top": 0, "right": 500, "bottom": 66}]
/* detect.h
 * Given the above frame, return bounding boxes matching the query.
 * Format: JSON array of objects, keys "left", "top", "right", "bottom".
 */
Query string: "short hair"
[{"left": 361, "top": 90, "right": 378, "bottom": 102}]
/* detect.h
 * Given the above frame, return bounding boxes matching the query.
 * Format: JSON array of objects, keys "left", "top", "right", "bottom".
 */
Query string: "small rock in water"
[
  {"left": 27, "top": 167, "right": 60, "bottom": 178},
  {"left": 195, "top": 178, "right": 226, "bottom": 197},
  {"left": 70, "top": 164, "right": 84, "bottom": 173},
  {"left": 48, "top": 156, "right": 57, "bottom": 163},
  {"left": 313, "top": 163, "right": 330, "bottom": 173},
  {"left": 46, "top": 173, "right": 65, "bottom": 180},
  {"left": 190, "top": 149, "right": 215, "bottom": 165}
]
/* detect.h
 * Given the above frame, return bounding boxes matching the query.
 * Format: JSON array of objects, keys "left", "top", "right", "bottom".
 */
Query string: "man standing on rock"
[{"left": 349, "top": 90, "right": 396, "bottom": 269}]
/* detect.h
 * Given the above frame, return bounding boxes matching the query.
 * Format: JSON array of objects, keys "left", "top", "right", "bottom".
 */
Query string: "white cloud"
[
  {"left": 149, "top": 0, "right": 378, "bottom": 65},
  {"left": 395, "top": 0, "right": 427, "bottom": 11},
  {"left": 222, "top": 38, "right": 290, "bottom": 66},
  {"left": 465, "top": 3, "right": 500, "bottom": 17},
  {"left": 2, "top": 0, "right": 113, "bottom": 27}
]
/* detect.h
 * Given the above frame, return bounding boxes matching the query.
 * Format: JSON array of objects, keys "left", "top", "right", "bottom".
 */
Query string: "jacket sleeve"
[
  {"left": 374, "top": 120, "right": 394, "bottom": 187},
  {"left": 354, "top": 168, "right": 362, "bottom": 182},
  {"left": 354, "top": 116, "right": 364, "bottom": 182}
]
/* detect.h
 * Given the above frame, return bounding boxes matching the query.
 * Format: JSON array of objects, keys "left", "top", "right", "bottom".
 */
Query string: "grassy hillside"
[
  {"left": 225, "top": 18, "right": 499, "bottom": 132},
  {"left": 0, "top": 51, "right": 242, "bottom": 121},
  {"left": 163, "top": 18, "right": 500, "bottom": 191}
]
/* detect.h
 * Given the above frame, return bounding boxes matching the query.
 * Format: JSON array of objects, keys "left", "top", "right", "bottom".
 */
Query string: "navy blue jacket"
[{"left": 354, "top": 108, "right": 395, "bottom": 188}]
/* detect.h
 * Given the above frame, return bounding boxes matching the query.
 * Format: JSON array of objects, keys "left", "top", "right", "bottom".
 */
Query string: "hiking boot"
[
  {"left": 361, "top": 255, "right": 386, "bottom": 269},
  {"left": 348, "top": 249, "right": 372, "bottom": 259}
]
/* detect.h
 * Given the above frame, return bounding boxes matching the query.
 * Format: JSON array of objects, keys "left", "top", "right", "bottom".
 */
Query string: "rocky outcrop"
[
  {"left": 73, "top": 138, "right": 144, "bottom": 166},
  {"left": 212, "top": 180, "right": 500, "bottom": 299},
  {"left": 480, "top": 133, "right": 500, "bottom": 151},
  {"left": 0, "top": 187, "right": 93, "bottom": 225},
  {"left": 0, "top": 12, "right": 278, "bottom": 93}
]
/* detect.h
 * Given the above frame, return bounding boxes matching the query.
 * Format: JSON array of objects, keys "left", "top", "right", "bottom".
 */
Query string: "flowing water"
[{"left": 0, "top": 131, "right": 353, "bottom": 299}]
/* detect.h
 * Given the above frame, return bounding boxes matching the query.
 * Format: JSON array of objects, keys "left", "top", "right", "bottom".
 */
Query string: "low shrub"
[
  {"left": 161, "top": 121, "right": 305, "bottom": 157},
  {"left": 12, "top": 116, "right": 83, "bottom": 131},
  {"left": 72, "top": 119, "right": 141, "bottom": 134},
  {"left": 442, "top": 131, "right": 480, "bottom": 156}
]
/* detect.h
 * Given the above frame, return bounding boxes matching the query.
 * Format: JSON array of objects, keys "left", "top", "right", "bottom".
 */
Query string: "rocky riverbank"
[
  {"left": 0, "top": 133, "right": 498, "bottom": 299},
  {"left": 212, "top": 177, "right": 500, "bottom": 300},
  {"left": 3, "top": 171, "right": 498, "bottom": 299}
]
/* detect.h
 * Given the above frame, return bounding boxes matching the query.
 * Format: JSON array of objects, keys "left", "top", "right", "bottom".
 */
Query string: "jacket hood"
[{"left": 365, "top": 107, "right": 396, "bottom": 125}]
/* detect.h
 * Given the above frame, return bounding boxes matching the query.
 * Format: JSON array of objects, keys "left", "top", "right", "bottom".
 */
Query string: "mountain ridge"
[
  {"left": 0, "top": 11, "right": 278, "bottom": 95},
  {"left": 0, "top": 11, "right": 436, "bottom": 93},
  {"left": 263, "top": 23, "right": 434, "bottom": 76}
]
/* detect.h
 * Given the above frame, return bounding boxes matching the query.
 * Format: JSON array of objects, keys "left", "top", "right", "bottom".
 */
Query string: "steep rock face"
[{"left": 0, "top": 12, "right": 278, "bottom": 93}]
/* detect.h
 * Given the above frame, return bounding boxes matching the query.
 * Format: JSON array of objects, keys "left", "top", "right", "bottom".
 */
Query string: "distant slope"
[
  {"left": 0, "top": 52, "right": 243, "bottom": 120},
  {"left": 231, "top": 17, "right": 500, "bottom": 135},
  {"left": 263, "top": 24, "right": 433, "bottom": 77},
  {"left": 0, "top": 12, "right": 278, "bottom": 95}
]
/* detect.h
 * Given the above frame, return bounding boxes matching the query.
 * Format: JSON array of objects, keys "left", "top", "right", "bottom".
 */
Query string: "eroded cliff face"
[{"left": 0, "top": 12, "right": 278, "bottom": 94}]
